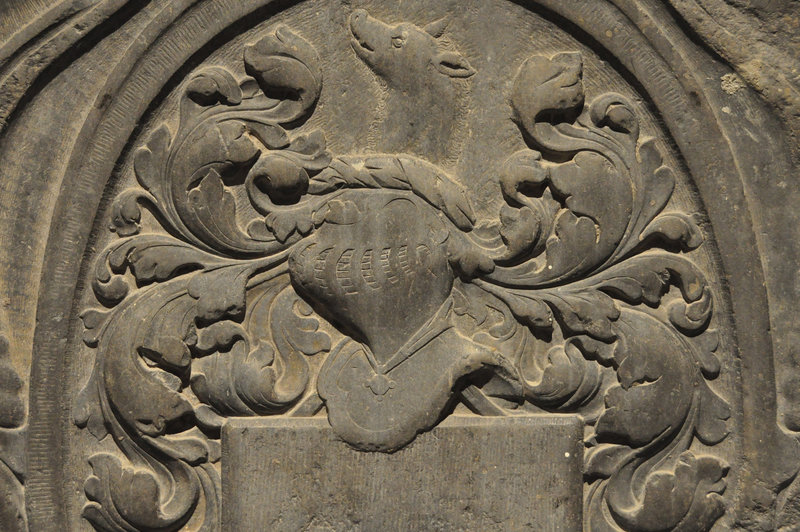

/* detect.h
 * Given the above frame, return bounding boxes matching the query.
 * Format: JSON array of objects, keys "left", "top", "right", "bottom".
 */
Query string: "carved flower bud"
[
  {"left": 247, "top": 153, "right": 309, "bottom": 207},
  {"left": 500, "top": 149, "right": 549, "bottom": 202},
  {"left": 499, "top": 204, "right": 541, "bottom": 258},
  {"left": 589, "top": 94, "right": 639, "bottom": 138},
  {"left": 184, "top": 67, "right": 243, "bottom": 106},
  {"left": 511, "top": 52, "right": 584, "bottom": 132},
  {"left": 244, "top": 26, "right": 323, "bottom": 123}
]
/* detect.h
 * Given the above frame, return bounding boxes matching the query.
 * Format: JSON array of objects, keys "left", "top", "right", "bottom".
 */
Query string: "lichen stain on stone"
[{"left": 721, "top": 73, "right": 747, "bottom": 95}]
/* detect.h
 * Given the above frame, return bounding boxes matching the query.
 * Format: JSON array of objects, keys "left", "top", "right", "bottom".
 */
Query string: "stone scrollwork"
[
  {"left": 485, "top": 51, "right": 730, "bottom": 532},
  {"left": 74, "top": 12, "right": 730, "bottom": 532},
  {"left": 74, "top": 25, "right": 333, "bottom": 531},
  {"left": 0, "top": 334, "right": 26, "bottom": 532}
]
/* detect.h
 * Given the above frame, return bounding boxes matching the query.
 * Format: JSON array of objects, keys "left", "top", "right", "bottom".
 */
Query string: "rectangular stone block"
[{"left": 222, "top": 415, "right": 582, "bottom": 531}]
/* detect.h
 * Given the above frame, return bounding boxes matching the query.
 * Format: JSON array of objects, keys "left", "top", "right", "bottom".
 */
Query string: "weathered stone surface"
[
  {"left": 223, "top": 416, "right": 582, "bottom": 531},
  {"left": 0, "top": 1, "right": 799, "bottom": 531}
]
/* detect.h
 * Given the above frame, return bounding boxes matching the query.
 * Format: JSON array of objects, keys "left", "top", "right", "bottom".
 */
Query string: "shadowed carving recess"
[{"left": 73, "top": 12, "right": 730, "bottom": 532}]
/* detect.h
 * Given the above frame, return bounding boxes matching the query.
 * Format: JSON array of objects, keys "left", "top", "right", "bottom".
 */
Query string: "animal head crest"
[{"left": 349, "top": 9, "right": 476, "bottom": 82}]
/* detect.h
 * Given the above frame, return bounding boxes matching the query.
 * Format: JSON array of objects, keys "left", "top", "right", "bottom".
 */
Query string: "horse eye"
[{"left": 392, "top": 35, "right": 405, "bottom": 48}]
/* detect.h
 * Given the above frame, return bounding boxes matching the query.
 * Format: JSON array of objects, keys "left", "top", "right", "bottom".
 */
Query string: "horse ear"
[
  {"left": 424, "top": 17, "right": 448, "bottom": 38},
  {"left": 433, "top": 51, "right": 476, "bottom": 78}
]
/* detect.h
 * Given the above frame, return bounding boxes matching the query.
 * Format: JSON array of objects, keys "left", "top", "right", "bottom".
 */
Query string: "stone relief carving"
[
  {"left": 67, "top": 10, "right": 734, "bottom": 531},
  {"left": 0, "top": 333, "right": 26, "bottom": 532}
]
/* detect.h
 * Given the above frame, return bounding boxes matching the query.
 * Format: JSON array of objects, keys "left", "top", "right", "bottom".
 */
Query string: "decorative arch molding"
[{"left": 0, "top": 0, "right": 795, "bottom": 530}]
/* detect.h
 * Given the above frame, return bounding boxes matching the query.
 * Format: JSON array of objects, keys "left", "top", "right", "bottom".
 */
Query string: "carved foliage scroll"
[
  {"left": 0, "top": 334, "right": 26, "bottom": 532},
  {"left": 74, "top": 14, "right": 730, "bottom": 532},
  {"left": 74, "top": 26, "right": 334, "bottom": 531}
]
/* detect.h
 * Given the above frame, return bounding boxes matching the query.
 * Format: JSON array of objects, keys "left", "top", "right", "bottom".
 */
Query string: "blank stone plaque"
[{"left": 222, "top": 415, "right": 582, "bottom": 531}]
